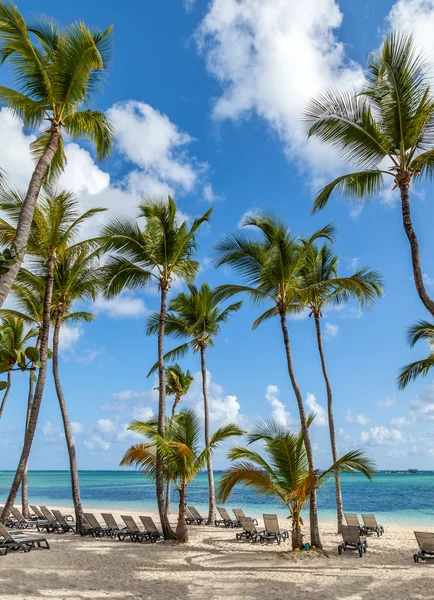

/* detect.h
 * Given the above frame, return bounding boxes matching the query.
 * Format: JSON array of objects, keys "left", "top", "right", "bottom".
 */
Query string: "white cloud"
[
  {"left": 202, "top": 183, "right": 223, "bottom": 203},
  {"left": 423, "top": 273, "right": 434, "bottom": 286},
  {"left": 0, "top": 109, "right": 35, "bottom": 188},
  {"left": 377, "top": 397, "right": 396, "bottom": 409},
  {"left": 305, "top": 392, "right": 327, "bottom": 426},
  {"left": 237, "top": 208, "right": 261, "bottom": 229},
  {"left": 70, "top": 422, "right": 84, "bottom": 435},
  {"left": 360, "top": 426, "right": 405, "bottom": 447},
  {"left": 96, "top": 419, "right": 116, "bottom": 434},
  {"left": 346, "top": 411, "right": 370, "bottom": 425},
  {"left": 42, "top": 422, "right": 60, "bottom": 437},
  {"left": 60, "top": 142, "right": 110, "bottom": 195},
  {"left": 184, "top": 370, "right": 243, "bottom": 426},
  {"left": 324, "top": 322, "right": 339, "bottom": 340},
  {"left": 84, "top": 435, "right": 111, "bottom": 452},
  {"left": 410, "top": 383, "right": 434, "bottom": 420},
  {"left": 93, "top": 293, "right": 148, "bottom": 319},
  {"left": 117, "top": 423, "right": 145, "bottom": 442},
  {"left": 265, "top": 384, "right": 294, "bottom": 428},
  {"left": 113, "top": 390, "right": 134, "bottom": 402},
  {"left": 390, "top": 417, "right": 414, "bottom": 427},
  {"left": 59, "top": 326, "right": 83, "bottom": 352}
]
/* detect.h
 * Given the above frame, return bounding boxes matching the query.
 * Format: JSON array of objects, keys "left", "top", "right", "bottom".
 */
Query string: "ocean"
[{"left": 1, "top": 470, "right": 433, "bottom": 525}]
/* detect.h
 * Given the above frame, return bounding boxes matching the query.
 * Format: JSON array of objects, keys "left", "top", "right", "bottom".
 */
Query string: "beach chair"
[
  {"left": 414, "top": 532, "right": 434, "bottom": 563},
  {"left": 101, "top": 513, "right": 127, "bottom": 539},
  {"left": 344, "top": 513, "right": 366, "bottom": 535},
  {"left": 30, "top": 506, "right": 47, "bottom": 520},
  {"left": 37, "top": 507, "right": 67, "bottom": 533},
  {"left": 187, "top": 506, "right": 206, "bottom": 525},
  {"left": 236, "top": 517, "right": 264, "bottom": 543},
  {"left": 10, "top": 507, "right": 41, "bottom": 529},
  {"left": 0, "top": 522, "right": 50, "bottom": 552},
  {"left": 338, "top": 525, "right": 367, "bottom": 558},
  {"left": 233, "top": 509, "right": 258, "bottom": 526},
  {"left": 120, "top": 515, "right": 148, "bottom": 542},
  {"left": 215, "top": 507, "right": 239, "bottom": 528},
  {"left": 139, "top": 516, "right": 164, "bottom": 542},
  {"left": 52, "top": 510, "right": 75, "bottom": 533},
  {"left": 362, "top": 514, "right": 384, "bottom": 537},
  {"left": 259, "top": 514, "right": 289, "bottom": 545},
  {"left": 82, "top": 513, "right": 110, "bottom": 537}
]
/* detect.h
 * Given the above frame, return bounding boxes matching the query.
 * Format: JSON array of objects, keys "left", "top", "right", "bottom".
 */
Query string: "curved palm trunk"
[
  {"left": 0, "top": 255, "right": 55, "bottom": 524},
  {"left": 279, "top": 310, "right": 322, "bottom": 548},
  {"left": 200, "top": 345, "right": 216, "bottom": 525},
  {"left": 21, "top": 371, "right": 35, "bottom": 518},
  {"left": 53, "top": 311, "right": 85, "bottom": 533},
  {"left": 314, "top": 314, "right": 343, "bottom": 532},
  {"left": 165, "top": 395, "right": 182, "bottom": 515},
  {"left": 400, "top": 182, "right": 434, "bottom": 317},
  {"left": 175, "top": 478, "right": 188, "bottom": 543},
  {"left": 157, "top": 285, "right": 175, "bottom": 539},
  {"left": 0, "top": 128, "right": 60, "bottom": 308},
  {"left": 0, "top": 371, "right": 12, "bottom": 420}
]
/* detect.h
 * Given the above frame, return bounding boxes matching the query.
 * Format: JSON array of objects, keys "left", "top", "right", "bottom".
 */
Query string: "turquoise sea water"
[{"left": 1, "top": 470, "right": 433, "bottom": 525}]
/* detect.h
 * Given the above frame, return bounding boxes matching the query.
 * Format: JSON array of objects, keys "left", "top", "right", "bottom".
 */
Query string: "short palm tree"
[
  {"left": 304, "top": 32, "right": 434, "bottom": 318},
  {"left": 398, "top": 321, "right": 434, "bottom": 388},
  {"left": 120, "top": 408, "right": 244, "bottom": 543},
  {"left": 147, "top": 283, "right": 242, "bottom": 524},
  {"left": 0, "top": 3, "right": 114, "bottom": 307},
  {"left": 0, "top": 315, "right": 38, "bottom": 419},
  {"left": 300, "top": 242, "right": 383, "bottom": 530},
  {"left": 215, "top": 213, "right": 334, "bottom": 548},
  {"left": 102, "top": 197, "right": 212, "bottom": 539},
  {"left": 217, "top": 418, "right": 375, "bottom": 550},
  {"left": 0, "top": 189, "right": 104, "bottom": 525}
]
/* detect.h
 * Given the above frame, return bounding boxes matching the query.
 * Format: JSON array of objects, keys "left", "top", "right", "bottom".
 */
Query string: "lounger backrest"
[
  {"left": 11, "top": 507, "right": 24, "bottom": 521},
  {"left": 217, "top": 507, "right": 231, "bottom": 520},
  {"left": 121, "top": 515, "right": 140, "bottom": 531},
  {"left": 233, "top": 509, "right": 245, "bottom": 520},
  {"left": 0, "top": 522, "right": 13, "bottom": 541},
  {"left": 101, "top": 513, "right": 118, "bottom": 529},
  {"left": 341, "top": 525, "right": 361, "bottom": 544},
  {"left": 362, "top": 514, "right": 377, "bottom": 528},
  {"left": 263, "top": 514, "right": 280, "bottom": 535},
  {"left": 83, "top": 513, "right": 101, "bottom": 529},
  {"left": 415, "top": 531, "right": 434, "bottom": 552},
  {"left": 140, "top": 516, "right": 159, "bottom": 534},
  {"left": 241, "top": 517, "right": 256, "bottom": 533},
  {"left": 40, "top": 506, "right": 55, "bottom": 522},
  {"left": 188, "top": 506, "right": 202, "bottom": 520},
  {"left": 52, "top": 510, "right": 68, "bottom": 525},
  {"left": 30, "top": 506, "right": 44, "bottom": 518},
  {"left": 344, "top": 513, "right": 360, "bottom": 527}
]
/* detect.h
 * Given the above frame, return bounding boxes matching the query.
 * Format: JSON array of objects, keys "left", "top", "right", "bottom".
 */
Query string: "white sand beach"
[{"left": 1, "top": 507, "right": 433, "bottom": 600}]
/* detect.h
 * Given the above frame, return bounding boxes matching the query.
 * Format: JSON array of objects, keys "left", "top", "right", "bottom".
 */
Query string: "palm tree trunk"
[
  {"left": 313, "top": 313, "right": 343, "bottom": 532},
  {"left": 279, "top": 310, "right": 322, "bottom": 548},
  {"left": 53, "top": 311, "right": 85, "bottom": 533},
  {"left": 0, "top": 128, "right": 60, "bottom": 308},
  {"left": 165, "top": 395, "right": 182, "bottom": 515},
  {"left": 291, "top": 507, "right": 304, "bottom": 550},
  {"left": 157, "top": 284, "right": 174, "bottom": 539},
  {"left": 176, "top": 479, "right": 188, "bottom": 543},
  {"left": 400, "top": 182, "right": 434, "bottom": 317},
  {"left": 21, "top": 371, "right": 35, "bottom": 518},
  {"left": 0, "top": 255, "right": 55, "bottom": 524},
  {"left": 0, "top": 371, "right": 11, "bottom": 420},
  {"left": 200, "top": 345, "right": 216, "bottom": 525}
]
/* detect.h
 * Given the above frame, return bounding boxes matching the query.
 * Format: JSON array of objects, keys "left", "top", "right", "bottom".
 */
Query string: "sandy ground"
[{"left": 1, "top": 506, "right": 434, "bottom": 600}]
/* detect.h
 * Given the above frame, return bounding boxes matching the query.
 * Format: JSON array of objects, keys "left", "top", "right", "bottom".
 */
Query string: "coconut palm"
[
  {"left": 0, "top": 189, "right": 104, "bottom": 525},
  {"left": 398, "top": 321, "right": 434, "bottom": 388},
  {"left": 120, "top": 409, "right": 243, "bottom": 543},
  {"left": 147, "top": 283, "right": 242, "bottom": 524},
  {"left": 304, "top": 32, "right": 434, "bottom": 318},
  {"left": 217, "top": 418, "right": 375, "bottom": 550},
  {"left": 215, "top": 213, "right": 334, "bottom": 548},
  {"left": 0, "top": 3, "right": 113, "bottom": 307},
  {"left": 0, "top": 315, "right": 38, "bottom": 419},
  {"left": 299, "top": 242, "right": 383, "bottom": 530},
  {"left": 101, "top": 197, "right": 212, "bottom": 539}
]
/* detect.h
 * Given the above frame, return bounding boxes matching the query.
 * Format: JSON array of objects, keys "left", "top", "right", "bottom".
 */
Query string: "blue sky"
[{"left": 2, "top": 0, "right": 434, "bottom": 471}]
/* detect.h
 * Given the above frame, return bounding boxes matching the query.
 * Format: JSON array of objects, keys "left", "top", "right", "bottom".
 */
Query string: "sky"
[{"left": 2, "top": 0, "right": 434, "bottom": 471}]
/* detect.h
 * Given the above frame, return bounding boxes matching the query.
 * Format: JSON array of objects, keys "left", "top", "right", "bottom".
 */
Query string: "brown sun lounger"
[
  {"left": 260, "top": 514, "right": 289, "bottom": 545},
  {"left": 344, "top": 513, "right": 367, "bottom": 535},
  {"left": 361, "top": 514, "right": 384, "bottom": 537},
  {"left": 338, "top": 525, "right": 367, "bottom": 558},
  {"left": 0, "top": 522, "right": 50, "bottom": 552},
  {"left": 215, "top": 507, "right": 240, "bottom": 528},
  {"left": 139, "top": 516, "right": 163, "bottom": 542},
  {"left": 186, "top": 506, "right": 206, "bottom": 525},
  {"left": 236, "top": 517, "right": 264, "bottom": 542},
  {"left": 233, "top": 509, "right": 258, "bottom": 526},
  {"left": 414, "top": 531, "right": 434, "bottom": 563},
  {"left": 120, "top": 515, "right": 148, "bottom": 542},
  {"left": 101, "top": 513, "right": 127, "bottom": 538}
]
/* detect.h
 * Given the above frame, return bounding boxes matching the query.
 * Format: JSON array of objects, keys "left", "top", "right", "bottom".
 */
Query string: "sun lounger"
[
  {"left": 11, "top": 507, "right": 44, "bottom": 529},
  {"left": 361, "top": 514, "right": 384, "bottom": 537},
  {"left": 120, "top": 515, "right": 148, "bottom": 542},
  {"left": 259, "top": 514, "right": 289, "bottom": 545},
  {"left": 0, "top": 522, "right": 50, "bottom": 552},
  {"left": 344, "top": 513, "right": 367, "bottom": 535},
  {"left": 236, "top": 517, "right": 264, "bottom": 542},
  {"left": 414, "top": 531, "right": 434, "bottom": 563},
  {"left": 139, "top": 516, "right": 164, "bottom": 542},
  {"left": 37, "top": 507, "right": 71, "bottom": 534},
  {"left": 52, "top": 510, "right": 75, "bottom": 533},
  {"left": 338, "top": 525, "right": 367, "bottom": 558},
  {"left": 186, "top": 506, "right": 206, "bottom": 525},
  {"left": 30, "top": 506, "right": 46, "bottom": 520},
  {"left": 233, "top": 509, "right": 258, "bottom": 526},
  {"left": 215, "top": 507, "right": 240, "bottom": 528},
  {"left": 101, "top": 513, "right": 127, "bottom": 539},
  {"left": 81, "top": 513, "right": 110, "bottom": 537}
]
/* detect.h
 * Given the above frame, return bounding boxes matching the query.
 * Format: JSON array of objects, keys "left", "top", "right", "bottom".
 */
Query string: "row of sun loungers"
[{"left": 344, "top": 513, "right": 385, "bottom": 537}]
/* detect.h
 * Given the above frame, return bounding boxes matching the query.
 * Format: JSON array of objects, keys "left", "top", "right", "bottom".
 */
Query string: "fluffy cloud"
[
  {"left": 96, "top": 419, "right": 117, "bottom": 434},
  {"left": 377, "top": 397, "right": 396, "bottom": 409},
  {"left": 360, "top": 426, "right": 405, "bottom": 447},
  {"left": 346, "top": 411, "right": 370, "bottom": 425},
  {"left": 390, "top": 417, "right": 414, "bottom": 427},
  {"left": 410, "top": 383, "right": 434, "bottom": 420},
  {"left": 324, "top": 322, "right": 339, "bottom": 340},
  {"left": 58, "top": 326, "right": 83, "bottom": 352},
  {"left": 117, "top": 423, "right": 145, "bottom": 442},
  {"left": 84, "top": 435, "right": 111, "bottom": 452},
  {"left": 70, "top": 422, "right": 84, "bottom": 435},
  {"left": 41, "top": 422, "right": 63, "bottom": 444},
  {"left": 101, "top": 385, "right": 158, "bottom": 414},
  {"left": 264, "top": 384, "right": 294, "bottom": 428},
  {"left": 305, "top": 392, "right": 327, "bottom": 426},
  {"left": 93, "top": 293, "right": 148, "bottom": 319}
]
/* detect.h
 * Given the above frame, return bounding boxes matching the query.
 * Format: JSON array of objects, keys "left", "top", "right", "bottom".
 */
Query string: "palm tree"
[
  {"left": 398, "top": 321, "right": 434, "bottom": 388},
  {"left": 120, "top": 409, "right": 243, "bottom": 543},
  {"left": 304, "top": 32, "right": 434, "bottom": 318},
  {"left": 215, "top": 213, "right": 333, "bottom": 548},
  {"left": 0, "top": 189, "right": 104, "bottom": 525},
  {"left": 0, "top": 2, "right": 114, "bottom": 306},
  {"left": 217, "top": 418, "right": 375, "bottom": 550},
  {"left": 299, "top": 242, "right": 383, "bottom": 530},
  {"left": 147, "top": 283, "right": 242, "bottom": 524},
  {"left": 0, "top": 315, "right": 38, "bottom": 419},
  {"left": 101, "top": 197, "right": 212, "bottom": 539}
]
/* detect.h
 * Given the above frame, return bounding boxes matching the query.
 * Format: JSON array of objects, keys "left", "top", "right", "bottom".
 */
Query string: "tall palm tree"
[
  {"left": 120, "top": 409, "right": 243, "bottom": 543},
  {"left": 0, "top": 189, "right": 104, "bottom": 525},
  {"left": 300, "top": 242, "right": 383, "bottom": 530},
  {"left": 101, "top": 197, "right": 212, "bottom": 539},
  {"left": 215, "top": 214, "right": 334, "bottom": 547},
  {"left": 217, "top": 418, "right": 375, "bottom": 550},
  {"left": 398, "top": 321, "right": 434, "bottom": 388},
  {"left": 147, "top": 283, "right": 242, "bottom": 524},
  {"left": 304, "top": 32, "right": 434, "bottom": 318},
  {"left": 0, "top": 2, "right": 114, "bottom": 306},
  {"left": 0, "top": 315, "right": 38, "bottom": 419}
]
